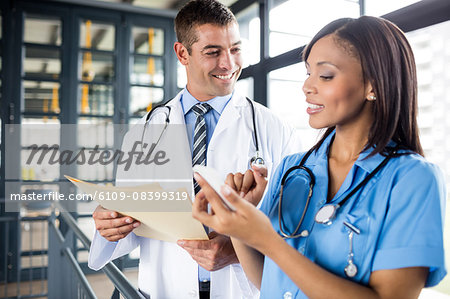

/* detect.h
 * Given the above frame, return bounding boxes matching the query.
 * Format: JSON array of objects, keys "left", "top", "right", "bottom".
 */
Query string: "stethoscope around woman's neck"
[
  {"left": 141, "top": 97, "right": 265, "bottom": 168},
  {"left": 277, "top": 139, "right": 400, "bottom": 239},
  {"left": 278, "top": 140, "right": 401, "bottom": 278}
]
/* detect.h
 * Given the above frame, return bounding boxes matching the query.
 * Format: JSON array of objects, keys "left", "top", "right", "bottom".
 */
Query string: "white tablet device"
[{"left": 193, "top": 165, "right": 237, "bottom": 211}]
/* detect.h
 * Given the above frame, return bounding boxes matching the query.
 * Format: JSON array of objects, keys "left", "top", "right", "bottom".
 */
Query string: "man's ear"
[{"left": 174, "top": 42, "right": 189, "bottom": 65}]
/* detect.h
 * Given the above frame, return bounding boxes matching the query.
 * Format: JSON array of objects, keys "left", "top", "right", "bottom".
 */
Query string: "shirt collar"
[
  {"left": 181, "top": 88, "right": 232, "bottom": 116},
  {"left": 306, "top": 130, "right": 392, "bottom": 174},
  {"left": 304, "top": 130, "right": 335, "bottom": 167},
  {"left": 355, "top": 140, "right": 398, "bottom": 173}
]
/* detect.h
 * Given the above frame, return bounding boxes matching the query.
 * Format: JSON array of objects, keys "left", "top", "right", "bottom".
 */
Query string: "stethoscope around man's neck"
[{"left": 141, "top": 97, "right": 265, "bottom": 168}]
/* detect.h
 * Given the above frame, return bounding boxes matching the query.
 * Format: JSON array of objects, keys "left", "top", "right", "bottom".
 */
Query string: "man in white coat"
[{"left": 88, "top": 0, "right": 302, "bottom": 298}]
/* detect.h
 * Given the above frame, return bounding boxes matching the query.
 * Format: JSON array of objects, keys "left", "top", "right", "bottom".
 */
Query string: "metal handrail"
[
  {"left": 62, "top": 247, "right": 97, "bottom": 299},
  {"left": 54, "top": 202, "right": 144, "bottom": 299},
  {"left": 57, "top": 206, "right": 92, "bottom": 249}
]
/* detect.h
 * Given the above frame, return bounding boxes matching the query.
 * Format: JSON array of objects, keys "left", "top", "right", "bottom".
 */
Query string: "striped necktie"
[{"left": 192, "top": 103, "right": 212, "bottom": 194}]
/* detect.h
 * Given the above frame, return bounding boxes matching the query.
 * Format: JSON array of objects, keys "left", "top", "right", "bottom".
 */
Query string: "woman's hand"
[
  {"left": 192, "top": 172, "right": 278, "bottom": 251},
  {"left": 224, "top": 165, "right": 268, "bottom": 206}
]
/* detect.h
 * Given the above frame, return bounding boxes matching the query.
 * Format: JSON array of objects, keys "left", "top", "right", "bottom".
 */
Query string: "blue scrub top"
[{"left": 259, "top": 132, "right": 447, "bottom": 298}]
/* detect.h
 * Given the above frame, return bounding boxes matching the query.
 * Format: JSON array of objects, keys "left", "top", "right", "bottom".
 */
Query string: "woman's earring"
[{"left": 368, "top": 95, "right": 376, "bottom": 101}]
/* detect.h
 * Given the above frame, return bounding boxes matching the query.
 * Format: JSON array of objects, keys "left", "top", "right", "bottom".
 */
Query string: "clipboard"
[{"left": 65, "top": 175, "right": 208, "bottom": 242}]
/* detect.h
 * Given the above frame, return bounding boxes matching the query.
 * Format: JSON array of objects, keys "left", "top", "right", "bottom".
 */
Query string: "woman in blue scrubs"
[{"left": 192, "top": 16, "right": 447, "bottom": 298}]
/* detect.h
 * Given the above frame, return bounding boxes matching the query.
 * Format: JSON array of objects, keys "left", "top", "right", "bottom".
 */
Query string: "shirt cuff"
[{"left": 372, "top": 246, "right": 447, "bottom": 287}]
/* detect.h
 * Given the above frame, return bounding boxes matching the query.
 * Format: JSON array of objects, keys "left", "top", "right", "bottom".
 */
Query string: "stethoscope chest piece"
[
  {"left": 314, "top": 204, "right": 338, "bottom": 225},
  {"left": 250, "top": 155, "right": 265, "bottom": 167},
  {"left": 344, "top": 260, "right": 358, "bottom": 278}
]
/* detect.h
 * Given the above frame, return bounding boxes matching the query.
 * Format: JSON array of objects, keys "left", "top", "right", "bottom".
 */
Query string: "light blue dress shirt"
[
  {"left": 181, "top": 88, "right": 232, "bottom": 283},
  {"left": 259, "top": 131, "right": 447, "bottom": 298},
  {"left": 181, "top": 88, "right": 232, "bottom": 161}
]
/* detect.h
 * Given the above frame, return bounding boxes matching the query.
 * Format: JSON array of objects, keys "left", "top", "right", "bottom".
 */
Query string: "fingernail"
[
  {"left": 133, "top": 222, "right": 140, "bottom": 227},
  {"left": 177, "top": 240, "right": 185, "bottom": 246},
  {"left": 221, "top": 185, "right": 231, "bottom": 196},
  {"left": 193, "top": 172, "right": 200, "bottom": 180},
  {"left": 240, "top": 192, "right": 245, "bottom": 197},
  {"left": 110, "top": 212, "right": 116, "bottom": 218},
  {"left": 125, "top": 218, "right": 132, "bottom": 224}
]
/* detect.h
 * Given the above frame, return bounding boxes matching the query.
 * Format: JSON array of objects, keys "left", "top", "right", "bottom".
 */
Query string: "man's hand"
[
  {"left": 225, "top": 165, "right": 268, "bottom": 206},
  {"left": 92, "top": 205, "right": 140, "bottom": 242},
  {"left": 177, "top": 231, "right": 239, "bottom": 271}
]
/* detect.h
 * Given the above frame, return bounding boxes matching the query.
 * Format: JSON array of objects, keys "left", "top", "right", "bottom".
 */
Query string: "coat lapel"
[
  {"left": 209, "top": 93, "right": 246, "bottom": 150},
  {"left": 166, "top": 91, "right": 186, "bottom": 125}
]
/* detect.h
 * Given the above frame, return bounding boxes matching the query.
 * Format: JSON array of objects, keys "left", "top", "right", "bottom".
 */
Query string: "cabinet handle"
[{"left": 9, "top": 103, "right": 15, "bottom": 123}]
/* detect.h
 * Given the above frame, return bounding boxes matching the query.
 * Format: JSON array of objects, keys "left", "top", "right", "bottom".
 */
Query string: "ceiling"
[{"left": 99, "top": 0, "right": 238, "bottom": 11}]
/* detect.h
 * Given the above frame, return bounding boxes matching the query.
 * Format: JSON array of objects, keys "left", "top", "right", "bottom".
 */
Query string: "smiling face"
[
  {"left": 175, "top": 22, "right": 243, "bottom": 101},
  {"left": 303, "top": 35, "right": 375, "bottom": 131}
]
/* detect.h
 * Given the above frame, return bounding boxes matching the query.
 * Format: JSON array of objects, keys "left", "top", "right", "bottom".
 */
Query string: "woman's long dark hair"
[{"left": 303, "top": 16, "right": 423, "bottom": 157}]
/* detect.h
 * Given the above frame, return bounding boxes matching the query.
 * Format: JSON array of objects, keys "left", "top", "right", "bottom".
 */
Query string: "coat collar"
[{"left": 145, "top": 90, "right": 248, "bottom": 149}]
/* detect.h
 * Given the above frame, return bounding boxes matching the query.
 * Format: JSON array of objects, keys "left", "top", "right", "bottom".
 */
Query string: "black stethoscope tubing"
[
  {"left": 145, "top": 101, "right": 171, "bottom": 123},
  {"left": 246, "top": 97, "right": 260, "bottom": 154},
  {"left": 144, "top": 97, "right": 264, "bottom": 166}
]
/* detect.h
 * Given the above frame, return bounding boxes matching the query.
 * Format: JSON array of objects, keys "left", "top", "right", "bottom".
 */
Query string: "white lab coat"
[{"left": 88, "top": 90, "right": 302, "bottom": 299}]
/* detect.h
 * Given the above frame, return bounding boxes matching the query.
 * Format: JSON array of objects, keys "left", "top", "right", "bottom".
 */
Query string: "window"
[
  {"left": 236, "top": 2, "right": 260, "bottom": 67},
  {"left": 129, "top": 25, "right": 165, "bottom": 118},
  {"left": 236, "top": 77, "right": 254, "bottom": 99},
  {"left": 78, "top": 20, "right": 115, "bottom": 116},
  {"left": 268, "top": 63, "right": 319, "bottom": 150},
  {"left": 21, "top": 14, "right": 62, "bottom": 185},
  {"left": 364, "top": 0, "right": 421, "bottom": 16},
  {"left": 269, "top": 0, "right": 359, "bottom": 57},
  {"left": 23, "top": 15, "right": 61, "bottom": 114}
]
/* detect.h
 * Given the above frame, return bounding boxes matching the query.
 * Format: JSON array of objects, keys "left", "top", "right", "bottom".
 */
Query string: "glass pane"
[
  {"left": 132, "top": 26, "right": 164, "bottom": 55},
  {"left": 24, "top": 46, "right": 60, "bottom": 79},
  {"left": 408, "top": 23, "right": 450, "bottom": 299},
  {"left": 21, "top": 118, "right": 61, "bottom": 181},
  {"left": 20, "top": 184, "right": 57, "bottom": 213},
  {"left": 268, "top": 63, "right": 319, "bottom": 149},
  {"left": 21, "top": 117, "right": 60, "bottom": 146},
  {"left": 177, "top": 61, "right": 186, "bottom": 89},
  {"left": 365, "top": 0, "right": 421, "bottom": 16},
  {"left": 269, "top": 0, "right": 360, "bottom": 57},
  {"left": 80, "top": 20, "right": 115, "bottom": 51},
  {"left": 236, "top": 2, "right": 260, "bottom": 67},
  {"left": 24, "top": 15, "right": 61, "bottom": 46},
  {"left": 78, "top": 84, "right": 114, "bottom": 115},
  {"left": 131, "top": 55, "right": 164, "bottom": 86},
  {"left": 407, "top": 20, "right": 450, "bottom": 181},
  {"left": 80, "top": 51, "right": 114, "bottom": 83},
  {"left": 236, "top": 77, "right": 254, "bottom": 99},
  {"left": 77, "top": 117, "right": 114, "bottom": 148},
  {"left": 129, "top": 86, "right": 164, "bottom": 117},
  {"left": 77, "top": 117, "right": 115, "bottom": 181},
  {"left": 21, "top": 150, "right": 60, "bottom": 181},
  {"left": 76, "top": 153, "right": 114, "bottom": 181},
  {"left": 23, "top": 81, "right": 60, "bottom": 114}
]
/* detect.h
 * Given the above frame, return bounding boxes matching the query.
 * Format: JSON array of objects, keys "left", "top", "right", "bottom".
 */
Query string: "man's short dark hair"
[{"left": 175, "top": 0, "right": 236, "bottom": 53}]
